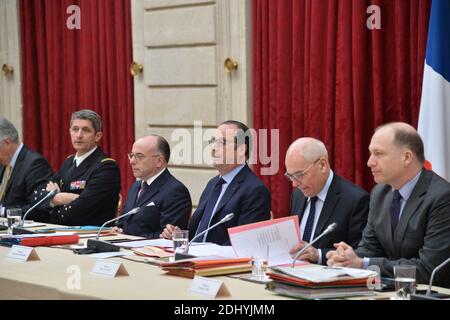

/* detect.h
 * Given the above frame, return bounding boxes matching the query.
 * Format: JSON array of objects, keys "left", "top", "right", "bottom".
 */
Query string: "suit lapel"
[
  {"left": 4, "top": 146, "right": 27, "bottom": 197},
  {"left": 211, "top": 165, "right": 249, "bottom": 218},
  {"left": 379, "top": 191, "right": 396, "bottom": 255},
  {"left": 394, "top": 170, "right": 429, "bottom": 247},
  {"left": 313, "top": 175, "right": 339, "bottom": 237}
]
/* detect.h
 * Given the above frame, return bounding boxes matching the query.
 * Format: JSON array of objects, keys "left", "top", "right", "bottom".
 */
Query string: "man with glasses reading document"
[{"left": 287, "top": 138, "right": 369, "bottom": 265}]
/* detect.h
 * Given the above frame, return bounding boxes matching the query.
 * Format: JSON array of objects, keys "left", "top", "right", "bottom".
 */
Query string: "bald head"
[
  {"left": 375, "top": 122, "right": 425, "bottom": 164},
  {"left": 286, "top": 138, "right": 328, "bottom": 163},
  {"left": 285, "top": 138, "right": 330, "bottom": 197},
  {"left": 130, "top": 135, "right": 170, "bottom": 181}
]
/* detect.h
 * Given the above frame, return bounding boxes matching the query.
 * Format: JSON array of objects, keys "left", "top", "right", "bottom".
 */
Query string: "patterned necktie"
[
  {"left": 390, "top": 190, "right": 402, "bottom": 233},
  {"left": 302, "top": 196, "right": 318, "bottom": 242},
  {"left": 194, "top": 177, "right": 226, "bottom": 242},
  {"left": 137, "top": 181, "right": 149, "bottom": 202},
  {"left": 0, "top": 164, "right": 12, "bottom": 201}
]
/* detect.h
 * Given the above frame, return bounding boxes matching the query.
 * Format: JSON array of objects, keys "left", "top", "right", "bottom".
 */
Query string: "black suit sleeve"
[{"left": 140, "top": 184, "right": 192, "bottom": 239}]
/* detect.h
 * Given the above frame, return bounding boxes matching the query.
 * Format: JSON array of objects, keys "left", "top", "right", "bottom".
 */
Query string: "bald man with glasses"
[{"left": 286, "top": 138, "right": 369, "bottom": 265}]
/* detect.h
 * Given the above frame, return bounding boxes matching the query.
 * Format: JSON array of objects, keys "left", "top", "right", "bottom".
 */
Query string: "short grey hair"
[
  {"left": 0, "top": 117, "right": 19, "bottom": 143},
  {"left": 70, "top": 109, "right": 102, "bottom": 133},
  {"left": 299, "top": 138, "right": 328, "bottom": 162}
]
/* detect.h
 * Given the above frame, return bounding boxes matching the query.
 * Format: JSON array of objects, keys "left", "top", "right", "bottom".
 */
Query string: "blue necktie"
[
  {"left": 302, "top": 196, "right": 318, "bottom": 242},
  {"left": 390, "top": 190, "right": 402, "bottom": 234},
  {"left": 194, "top": 177, "right": 226, "bottom": 242}
]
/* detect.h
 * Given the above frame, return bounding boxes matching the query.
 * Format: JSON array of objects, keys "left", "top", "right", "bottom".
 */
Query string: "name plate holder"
[
  {"left": 188, "top": 276, "right": 231, "bottom": 298},
  {"left": 8, "top": 245, "right": 40, "bottom": 262},
  {"left": 90, "top": 259, "right": 129, "bottom": 277}
]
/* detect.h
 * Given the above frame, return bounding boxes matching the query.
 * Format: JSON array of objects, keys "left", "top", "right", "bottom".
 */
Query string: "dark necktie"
[
  {"left": 194, "top": 177, "right": 226, "bottom": 242},
  {"left": 137, "top": 181, "right": 149, "bottom": 203},
  {"left": 390, "top": 190, "right": 402, "bottom": 233},
  {"left": 302, "top": 196, "right": 318, "bottom": 242}
]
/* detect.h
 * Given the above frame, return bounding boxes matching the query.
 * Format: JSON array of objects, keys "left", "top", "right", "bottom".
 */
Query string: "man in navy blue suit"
[
  {"left": 114, "top": 135, "right": 191, "bottom": 238},
  {"left": 161, "top": 120, "right": 271, "bottom": 245},
  {"left": 287, "top": 138, "right": 369, "bottom": 265}
]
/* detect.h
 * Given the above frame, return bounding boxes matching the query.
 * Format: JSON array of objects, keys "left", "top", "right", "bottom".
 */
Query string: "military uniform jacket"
[{"left": 33, "top": 147, "right": 120, "bottom": 226}]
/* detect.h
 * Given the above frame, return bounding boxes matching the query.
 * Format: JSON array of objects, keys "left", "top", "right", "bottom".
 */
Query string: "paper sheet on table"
[
  {"left": 187, "top": 243, "right": 237, "bottom": 258},
  {"left": 22, "top": 221, "right": 46, "bottom": 228},
  {"left": 89, "top": 251, "right": 135, "bottom": 259},
  {"left": 115, "top": 238, "right": 173, "bottom": 248},
  {"left": 228, "top": 216, "right": 301, "bottom": 266}
]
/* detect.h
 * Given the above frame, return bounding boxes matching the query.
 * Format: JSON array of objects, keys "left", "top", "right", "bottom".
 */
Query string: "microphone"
[
  {"left": 174, "top": 212, "right": 235, "bottom": 260},
  {"left": 13, "top": 189, "right": 58, "bottom": 234},
  {"left": 411, "top": 256, "right": 450, "bottom": 300},
  {"left": 291, "top": 222, "right": 337, "bottom": 268},
  {"left": 83, "top": 207, "right": 141, "bottom": 254}
]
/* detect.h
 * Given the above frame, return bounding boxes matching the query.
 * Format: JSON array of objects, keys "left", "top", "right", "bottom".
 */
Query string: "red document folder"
[{"left": 20, "top": 234, "right": 80, "bottom": 247}]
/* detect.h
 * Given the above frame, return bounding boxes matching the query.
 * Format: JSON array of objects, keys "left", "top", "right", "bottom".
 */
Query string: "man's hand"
[
  {"left": 51, "top": 193, "right": 79, "bottom": 206},
  {"left": 326, "top": 241, "right": 363, "bottom": 268},
  {"left": 46, "top": 181, "right": 61, "bottom": 193},
  {"left": 112, "top": 226, "right": 123, "bottom": 234},
  {"left": 160, "top": 224, "right": 180, "bottom": 239},
  {"left": 289, "top": 241, "right": 319, "bottom": 263}
]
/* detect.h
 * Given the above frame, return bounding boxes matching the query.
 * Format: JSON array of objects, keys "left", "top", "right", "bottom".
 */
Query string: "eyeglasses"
[
  {"left": 127, "top": 153, "right": 160, "bottom": 161},
  {"left": 285, "top": 158, "right": 321, "bottom": 182},
  {"left": 208, "top": 137, "right": 236, "bottom": 146}
]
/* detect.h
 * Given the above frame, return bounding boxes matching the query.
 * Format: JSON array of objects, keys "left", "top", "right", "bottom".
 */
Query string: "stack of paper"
[
  {"left": 266, "top": 265, "right": 377, "bottom": 299},
  {"left": 160, "top": 256, "right": 252, "bottom": 278}
]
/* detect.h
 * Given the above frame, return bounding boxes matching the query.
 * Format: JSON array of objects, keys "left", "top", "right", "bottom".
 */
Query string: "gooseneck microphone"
[
  {"left": 96, "top": 207, "right": 141, "bottom": 240},
  {"left": 20, "top": 189, "right": 58, "bottom": 227},
  {"left": 83, "top": 207, "right": 141, "bottom": 254},
  {"left": 291, "top": 222, "right": 337, "bottom": 268},
  {"left": 411, "top": 256, "right": 450, "bottom": 300},
  {"left": 12, "top": 189, "right": 59, "bottom": 234},
  {"left": 175, "top": 213, "right": 235, "bottom": 260}
]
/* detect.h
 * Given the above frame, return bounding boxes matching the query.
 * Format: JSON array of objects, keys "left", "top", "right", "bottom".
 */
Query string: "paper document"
[
  {"left": 116, "top": 238, "right": 173, "bottom": 248},
  {"left": 228, "top": 216, "right": 301, "bottom": 266},
  {"left": 187, "top": 244, "right": 237, "bottom": 258},
  {"left": 272, "top": 264, "right": 377, "bottom": 283},
  {"left": 22, "top": 221, "right": 46, "bottom": 228}
]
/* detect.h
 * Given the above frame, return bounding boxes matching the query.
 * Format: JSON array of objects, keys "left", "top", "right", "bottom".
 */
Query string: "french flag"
[{"left": 418, "top": 0, "right": 450, "bottom": 181}]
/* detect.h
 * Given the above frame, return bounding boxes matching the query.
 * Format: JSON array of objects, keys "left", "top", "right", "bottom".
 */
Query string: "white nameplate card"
[
  {"left": 8, "top": 245, "right": 40, "bottom": 262},
  {"left": 188, "top": 276, "right": 231, "bottom": 298},
  {"left": 90, "top": 259, "right": 129, "bottom": 277}
]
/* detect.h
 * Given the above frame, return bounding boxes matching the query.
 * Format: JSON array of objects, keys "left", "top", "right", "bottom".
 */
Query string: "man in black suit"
[
  {"left": 327, "top": 123, "right": 450, "bottom": 287},
  {"left": 113, "top": 135, "right": 191, "bottom": 238},
  {"left": 0, "top": 118, "right": 52, "bottom": 217},
  {"left": 161, "top": 120, "right": 271, "bottom": 245},
  {"left": 287, "top": 138, "right": 369, "bottom": 265},
  {"left": 32, "top": 109, "right": 120, "bottom": 226}
]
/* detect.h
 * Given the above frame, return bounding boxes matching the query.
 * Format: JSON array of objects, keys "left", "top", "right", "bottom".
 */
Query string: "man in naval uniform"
[{"left": 31, "top": 109, "right": 120, "bottom": 226}]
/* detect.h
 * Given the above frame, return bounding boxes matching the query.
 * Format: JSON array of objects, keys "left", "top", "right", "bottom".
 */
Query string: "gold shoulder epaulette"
[{"left": 101, "top": 158, "right": 116, "bottom": 163}]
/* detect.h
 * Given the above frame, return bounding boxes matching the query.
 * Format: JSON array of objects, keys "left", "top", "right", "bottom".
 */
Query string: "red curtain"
[
  {"left": 253, "top": 0, "right": 431, "bottom": 217},
  {"left": 19, "top": 0, "right": 135, "bottom": 195}
]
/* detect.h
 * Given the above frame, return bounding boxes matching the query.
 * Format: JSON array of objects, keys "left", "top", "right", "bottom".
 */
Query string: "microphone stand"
[
  {"left": 291, "top": 222, "right": 337, "bottom": 268},
  {"left": 174, "top": 213, "right": 235, "bottom": 260},
  {"left": 410, "top": 256, "right": 450, "bottom": 300}
]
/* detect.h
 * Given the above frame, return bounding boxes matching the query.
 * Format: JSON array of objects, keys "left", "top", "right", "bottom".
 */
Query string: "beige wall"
[
  {"left": 0, "top": 0, "right": 22, "bottom": 137},
  {"left": 132, "top": 0, "right": 252, "bottom": 207}
]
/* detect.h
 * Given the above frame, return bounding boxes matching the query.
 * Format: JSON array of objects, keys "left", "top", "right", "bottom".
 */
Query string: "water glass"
[
  {"left": 394, "top": 265, "right": 416, "bottom": 299},
  {"left": 7, "top": 208, "right": 22, "bottom": 229},
  {"left": 172, "top": 230, "right": 189, "bottom": 254}
]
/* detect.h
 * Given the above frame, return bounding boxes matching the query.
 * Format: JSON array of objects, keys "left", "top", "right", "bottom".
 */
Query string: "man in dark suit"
[
  {"left": 287, "top": 138, "right": 369, "bottom": 265},
  {"left": 114, "top": 135, "right": 191, "bottom": 238},
  {"left": 32, "top": 109, "right": 120, "bottom": 226},
  {"left": 327, "top": 122, "right": 450, "bottom": 288},
  {"left": 0, "top": 118, "right": 53, "bottom": 217},
  {"left": 161, "top": 120, "right": 271, "bottom": 245}
]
